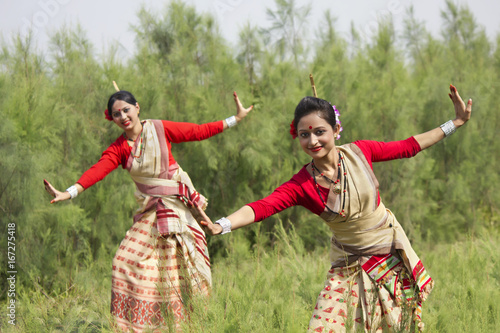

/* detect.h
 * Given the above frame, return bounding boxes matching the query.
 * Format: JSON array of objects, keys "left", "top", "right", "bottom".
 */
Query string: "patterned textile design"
[
  {"left": 111, "top": 208, "right": 210, "bottom": 332},
  {"left": 125, "top": 119, "right": 212, "bottom": 291},
  {"left": 361, "top": 254, "right": 429, "bottom": 322},
  {"left": 308, "top": 144, "right": 433, "bottom": 332},
  {"left": 126, "top": 120, "right": 208, "bottom": 236},
  {"left": 111, "top": 119, "right": 212, "bottom": 331},
  {"left": 308, "top": 261, "right": 420, "bottom": 333}
]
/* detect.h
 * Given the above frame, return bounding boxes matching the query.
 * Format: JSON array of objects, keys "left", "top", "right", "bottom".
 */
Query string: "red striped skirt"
[{"left": 110, "top": 207, "right": 210, "bottom": 332}]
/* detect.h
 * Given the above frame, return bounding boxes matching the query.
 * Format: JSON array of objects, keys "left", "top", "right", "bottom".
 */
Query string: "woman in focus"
[{"left": 196, "top": 85, "right": 471, "bottom": 332}]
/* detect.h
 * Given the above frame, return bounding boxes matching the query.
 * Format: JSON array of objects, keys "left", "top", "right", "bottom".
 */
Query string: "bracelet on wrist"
[
  {"left": 225, "top": 116, "right": 237, "bottom": 128},
  {"left": 215, "top": 217, "right": 232, "bottom": 235},
  {"left": 66, "top": 185, "right": 78, "bottom": 199},
  {"left": 440, "top": 120, "right": 456, "bottom": 137}
]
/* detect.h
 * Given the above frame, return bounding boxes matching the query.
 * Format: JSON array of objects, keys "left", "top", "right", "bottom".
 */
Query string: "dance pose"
[
  {"left": 45, "top": 88, "right": 252, "bottom": 332},
  {"left": 196, "top": 84, "right": 471, "bottom": 332}
]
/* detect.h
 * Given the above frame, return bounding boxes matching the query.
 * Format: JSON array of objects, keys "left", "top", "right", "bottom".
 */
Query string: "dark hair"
[
  {"left": 107, "top": 90, "right": 138, "bottom": 111},
  {"left": 293, "top": 96, "right": 337, "bottom": 130}
]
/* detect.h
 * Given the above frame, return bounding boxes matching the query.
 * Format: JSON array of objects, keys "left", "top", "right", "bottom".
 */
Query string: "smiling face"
[
  {"left": 297, "top": 112, "right": 340, "bottom": 160},
  {"left": 111, "top": 100, "right": 141, "bottom": 132}
]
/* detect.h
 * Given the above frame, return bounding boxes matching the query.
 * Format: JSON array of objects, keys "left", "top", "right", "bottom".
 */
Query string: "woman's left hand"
[
  {"left": 188, "top": 201, "right": 222, "bottom": 236},
  {"left": 44, "top": 179, "right": 71, "bottom": 203},
  {"left": 233, "top": 91, "right": 253, "bottom": 122},
  {"left": 449, "top": 84, "right": 472, "bottom": 128}
]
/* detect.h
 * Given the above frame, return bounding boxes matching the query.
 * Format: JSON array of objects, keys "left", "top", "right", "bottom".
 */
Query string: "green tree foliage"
[
  {"left": 0, "top": 1, "right": 498, "bottom": 318},
  {"left": 262, "top": 0, "right": 312, "bottom": 65}
]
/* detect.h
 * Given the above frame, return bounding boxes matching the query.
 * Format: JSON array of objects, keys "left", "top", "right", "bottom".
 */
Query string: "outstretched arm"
[
  {"left": 192, "top": 177, "right": 304, "bottom": 235},
  {"left": 44, "top": 141, "right": 123, "bottom": 203},
  {"left": 192, "top": 204, "right": 256, "bottom": 235},
  {"left": 164, "top": 91, "right": 254, "bottom": 143},
  {"left": 414, "top": 84, "right": 472, "bottom": 150},
  {"left": 44, "top": 179, "right": 84, "bottom": 204}
]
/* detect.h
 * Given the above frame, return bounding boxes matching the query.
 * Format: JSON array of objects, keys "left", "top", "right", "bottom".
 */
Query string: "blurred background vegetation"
[{"left": 0, "top": 0, "right": 499, "bottom": 331}]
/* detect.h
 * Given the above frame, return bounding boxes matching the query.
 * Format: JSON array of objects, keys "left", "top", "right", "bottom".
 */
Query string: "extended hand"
[
  {"left": 44, "top": 179, "right": 70, "bottom": 204},
  {"left": 233, "top": 91, "right": 253, "bottom": 122},
  {"left": 190, "top": 202, "right": 223, "bottom": 236},
  {"left": 449, "top": 84, "right": 472, "bottom": 128}
]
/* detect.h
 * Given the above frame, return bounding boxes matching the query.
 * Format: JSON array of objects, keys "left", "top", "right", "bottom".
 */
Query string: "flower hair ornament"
[
  {"left": 331, "top": 104, "right": 343, "bottom": 139},
  {"left": 289, "top": 74, "right": 343, "bottom": 140},
  {"left": 104, "top": 109, "right": 113, "bottom": 121},
  {"left": 290, "top": 120, "right": 298, "bottom": 139},
  {"left": 104, "top": 81, "right": 122, "bottom": 121}
]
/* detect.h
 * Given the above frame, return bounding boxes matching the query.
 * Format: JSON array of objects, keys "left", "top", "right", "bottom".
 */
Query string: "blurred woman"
[
  {"left": 44, "top": 89, "right": 252, "bottom": 332},
  {"left": 196, "top": 85, "right": 471, "bottom": 332}
]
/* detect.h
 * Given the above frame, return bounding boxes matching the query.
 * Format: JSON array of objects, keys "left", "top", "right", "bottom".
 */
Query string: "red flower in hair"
[
  {"left": 104, "top": 109, "right": 113, "bottom": 121},
  {"left": 289, "top": 120, "right": 297, "bottom": 139}
]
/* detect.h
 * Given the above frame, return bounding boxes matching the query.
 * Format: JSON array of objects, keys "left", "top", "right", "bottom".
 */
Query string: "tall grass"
[
  {"left": 420, "top": 228, "right": 500, "bottom": 332},
  {"left": 2, "top": 223, "right": 499, "bottom": 332}
]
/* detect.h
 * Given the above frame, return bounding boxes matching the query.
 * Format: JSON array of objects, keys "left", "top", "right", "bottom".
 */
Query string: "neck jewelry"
[
  {"left": 311, "top": 152, "right": 348, "bottom": 217},
  {"left": 124, "top": 123, "right": 145, "bottom": 160}
]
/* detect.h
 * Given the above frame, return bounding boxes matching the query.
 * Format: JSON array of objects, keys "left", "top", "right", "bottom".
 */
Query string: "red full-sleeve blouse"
[
  {"left": 247, "top": 137, "right": 422, "bottom": 222},
  {"left": 76, "top": 120, "right": 224, "bottom": 189}
]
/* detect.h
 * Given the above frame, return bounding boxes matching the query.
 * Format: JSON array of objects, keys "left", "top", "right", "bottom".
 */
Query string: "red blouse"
[
  {"left": 247, "top": 137, "right": 422, "bottom": 222},
  {"left": 77, "top": 120, "right": 224, "bottom": 189}
]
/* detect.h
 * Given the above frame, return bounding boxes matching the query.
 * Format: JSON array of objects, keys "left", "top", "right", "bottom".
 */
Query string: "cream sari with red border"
[
  {"left": 308, "top": 144, "right": 433, "bottom": 333},
  {"left": 110, "top": 120, "right": 211, "bottom": 332}
]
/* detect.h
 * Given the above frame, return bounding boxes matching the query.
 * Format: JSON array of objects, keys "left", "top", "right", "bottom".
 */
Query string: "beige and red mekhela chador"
[
  {"left": 77, "top": 119, "right": 224, "bottom": 332},
  {"left": 247, "top": 138, "right": 434, "bottom": 332}
]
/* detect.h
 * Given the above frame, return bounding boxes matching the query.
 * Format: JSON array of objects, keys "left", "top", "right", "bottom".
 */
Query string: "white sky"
[{"left": 1, "top": 0, "right": 499, "bottom": 59}]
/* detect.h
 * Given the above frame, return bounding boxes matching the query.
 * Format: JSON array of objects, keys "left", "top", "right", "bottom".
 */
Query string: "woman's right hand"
[
  {"left": 449, "top": 84, "right": 472, "bottom": 128},
  {"left": 233, "top": 91, "right": 253, "bottom": 122},
  {"left": 190, "top": 202, "right": 223, "bottom": 236},
  {"left": 44, "top": 179, "right": 71, "bottom": 204}
]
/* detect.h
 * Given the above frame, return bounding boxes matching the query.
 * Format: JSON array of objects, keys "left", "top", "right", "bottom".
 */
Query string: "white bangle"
[
  {"left": 66, "top": 185, "right": 78, "bottom": 199},
  {"left": 440, "top": 120, "right": 456, "bottom": 137},
  {"left": 215, "top": 217, "right": 232, "bottom": 235},
  {"left": 225, "top": 115, "right": 237, "bottom": 128}
]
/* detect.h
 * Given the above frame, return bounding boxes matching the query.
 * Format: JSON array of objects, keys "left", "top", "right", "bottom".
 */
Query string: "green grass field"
[
  {"left": 2, "top": 225, "right": 499, "bottom": 332},
  {"left": 0, "top": 1, "right": 498, "bottom": 331}
]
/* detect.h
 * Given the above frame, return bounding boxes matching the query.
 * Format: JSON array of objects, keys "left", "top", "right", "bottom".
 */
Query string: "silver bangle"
[
  {"left": 66, "top": 185, "right": 78, "bottom": 199},
  {"left": 440, "top": 120, "right": 456, "bottom": 137},
  {"left": 225, "top": 115, "right": 237, "bottom": 128},
  {"left": 215, "top": 217, "right": 232, "bottom": 235}
]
